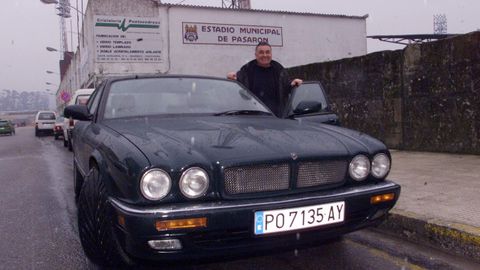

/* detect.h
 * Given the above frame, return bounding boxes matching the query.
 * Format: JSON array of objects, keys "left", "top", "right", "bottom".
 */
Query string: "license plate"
[{"left": 254, "top": 201, "right": 345, "bottom": 235}]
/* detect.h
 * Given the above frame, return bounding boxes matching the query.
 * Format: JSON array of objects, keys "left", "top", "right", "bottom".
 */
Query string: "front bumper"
[{"left": 109, "top": 180, "right": 400, "bottom": 262}]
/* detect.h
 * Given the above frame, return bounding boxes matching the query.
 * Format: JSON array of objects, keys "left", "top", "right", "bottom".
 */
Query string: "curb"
[{"left": 376, "top": 209, "right": 480, "bottom": 262}]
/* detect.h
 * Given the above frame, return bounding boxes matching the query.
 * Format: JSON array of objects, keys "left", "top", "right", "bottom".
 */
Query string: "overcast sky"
[{"left": 0, "top": 0, "right": 478, "bottom": 93}]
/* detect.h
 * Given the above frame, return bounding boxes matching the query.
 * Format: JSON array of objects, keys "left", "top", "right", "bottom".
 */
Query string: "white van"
[
  {"left": 34, "top": 111, "right": 57, "bottom": 137},
  {"left": 63, "top": 88, "right": 95, "bottom": 150}
]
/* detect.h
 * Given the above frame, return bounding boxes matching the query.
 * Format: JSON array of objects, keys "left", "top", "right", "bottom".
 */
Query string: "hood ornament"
[{"left": 290, "top": 153, "right": 298, "bottom": 160}]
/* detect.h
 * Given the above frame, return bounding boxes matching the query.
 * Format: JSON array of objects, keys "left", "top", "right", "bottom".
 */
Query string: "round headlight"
[
  {"left": 371, "top": 153, "right": 391, "bottom": 178},
  {"left": 179, "top": 167, "right": 209, "bottom": 199},
  {"left": 349, "top": 155, "right": 371, "bottom": 181},
  {"left": 140, "top": 169, "right": 171, "bottom": 201}
]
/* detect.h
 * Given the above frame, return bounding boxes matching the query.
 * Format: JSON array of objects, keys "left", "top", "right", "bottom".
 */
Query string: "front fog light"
[
  {"left": 140, "top": 169, "right": 171, "bottom": 201},
  {"left": 148, "top": 239, "right": 182, "bottom": 250},
  {"left": 349, "top": 155, "right": 370, "bottom": 181},
  {"left": 371, "top": 153, "right": 391, "bottom": 178},
  {"left": 179, "top": 167, "right": 209, "bottom": 198}
]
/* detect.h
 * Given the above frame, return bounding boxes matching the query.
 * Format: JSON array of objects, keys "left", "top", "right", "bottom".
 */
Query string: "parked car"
[
  {"left": 0, "top": 120, "right": 15, "bottom": 136},
  {"left": 53, "top": 116, "right": 64, "bottom": 140},
  {"left": 63, "top": 88, "right": 95, "bottom": 150},
  {"left": 64, "top": 75, "right": 400, "bottom": 267},
  {"left": 34, "top": 111, "right": 56, "bottom": 136}
]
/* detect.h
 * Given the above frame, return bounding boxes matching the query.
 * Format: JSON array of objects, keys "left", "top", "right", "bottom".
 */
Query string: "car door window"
[
  {"left": 87, "top": 88, "right": 102, "bottom": 116},
  {"left": 290, "top": 83, "right": 329, "bottom": 113}
]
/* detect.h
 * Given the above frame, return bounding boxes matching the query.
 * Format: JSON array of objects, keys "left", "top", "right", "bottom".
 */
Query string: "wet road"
[
  {"left": 0, "top": 127, "right": 85, "bottom": 269},
  {"left": 0, "top": 127, "right": 477, "bottom": 270}
]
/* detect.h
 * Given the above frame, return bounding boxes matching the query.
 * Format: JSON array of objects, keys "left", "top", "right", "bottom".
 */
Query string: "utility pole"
[{"left": 57, "top": 0, "right": 72, "bottom": 58}]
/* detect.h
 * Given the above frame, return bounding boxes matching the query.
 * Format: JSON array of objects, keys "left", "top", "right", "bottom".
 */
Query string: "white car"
[
  {"left": 63, "top": 88, "right": 94, "bottom": 150},
  {"left": 34, "top": 111, "right": 56, "bottom": 137}
]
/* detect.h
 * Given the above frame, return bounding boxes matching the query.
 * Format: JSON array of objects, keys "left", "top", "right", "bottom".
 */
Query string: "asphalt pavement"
[{"left": 377, "top": 150, "right": 480, "bottom": 262}]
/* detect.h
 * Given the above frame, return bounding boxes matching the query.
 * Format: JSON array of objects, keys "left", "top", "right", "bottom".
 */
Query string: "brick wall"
[{"left": 288, "top": 32, "right": 480, "bottom": 154}]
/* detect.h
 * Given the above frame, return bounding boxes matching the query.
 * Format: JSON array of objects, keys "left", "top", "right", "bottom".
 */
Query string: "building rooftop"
[{"left": 157, "top": 2, "right": 368, "bottom": 20}]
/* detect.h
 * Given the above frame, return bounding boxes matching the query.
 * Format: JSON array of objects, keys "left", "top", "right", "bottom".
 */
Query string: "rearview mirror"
[
  {"left": 293, "top": 101, "right": 323, "bottom": 115},
  {"left": 64, "top": 105, "right": 91, "bottom": 121}
]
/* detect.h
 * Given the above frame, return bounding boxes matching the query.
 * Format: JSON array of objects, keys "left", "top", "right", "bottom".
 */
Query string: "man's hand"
[
  {"left": 227, "top": 72, "right": 237, "bottom": 80},
  {"left": 291, "top": 78, "right": 303, "bottom": 87}
]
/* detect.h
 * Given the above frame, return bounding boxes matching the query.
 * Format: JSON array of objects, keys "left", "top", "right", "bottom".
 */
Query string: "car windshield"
[
  {"left": 76, "top": 95, "right": 90, "bottom": 105},
  {"left": 0, "top": 121, "right": 8, "bottom": 126},
  {"left": 38, "top": 113, "right": 56, "bottom": 120},
  {"left": 103, "top": 77, "right": 270, "bottom": 119}
]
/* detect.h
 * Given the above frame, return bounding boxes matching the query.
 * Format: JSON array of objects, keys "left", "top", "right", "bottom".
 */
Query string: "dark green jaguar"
[{"left": 65, "top": 75, "right": 400, "bottom": 267}]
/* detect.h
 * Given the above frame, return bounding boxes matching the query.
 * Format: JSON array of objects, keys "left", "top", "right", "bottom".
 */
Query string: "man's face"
[{"left": 255, "top": 45, "right": 272, "bottom": 67}]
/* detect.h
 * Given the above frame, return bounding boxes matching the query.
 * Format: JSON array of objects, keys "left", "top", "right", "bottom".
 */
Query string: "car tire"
[
  {"left": 77, "top": 166, "right": 134, "bottom": 268},
  {"left": 54, "top": 134, "right": 59, "bottom": 140},
  {"left": 73, "top": 160, "right": 84, "bottom": 203}
]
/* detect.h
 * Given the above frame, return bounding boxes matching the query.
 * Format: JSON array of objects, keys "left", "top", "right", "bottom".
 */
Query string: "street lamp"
[
  {"left": 46, "top": 70, "right": 59, "bottom": 74},
  {"left": 46, "top": 46, "right": 58, "bottom": 52},
  {"left": 40, "top": 0, "right": 85, "bottom": 16},
  {"left": 46, "top": 46, "right": 73, "bottom": 57},
  {"left": 46, "top": 82, "right": 58, "bottom": 86}
]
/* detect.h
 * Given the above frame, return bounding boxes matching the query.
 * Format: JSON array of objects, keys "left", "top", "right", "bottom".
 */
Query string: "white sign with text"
[
  {"left": 94, "top": 16, "right": 162, "bottom": 63},
  {"left": 182, "top": 22, "right": 283, "bottom": 46}
]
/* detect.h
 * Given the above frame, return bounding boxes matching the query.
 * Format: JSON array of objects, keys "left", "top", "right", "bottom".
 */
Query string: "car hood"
[{"left": 103, "top": 115, "right": 385, "bottom": 169}]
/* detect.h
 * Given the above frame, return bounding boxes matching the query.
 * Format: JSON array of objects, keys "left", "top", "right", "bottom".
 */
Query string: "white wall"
[
  {"left": 58, "top": 0, "right": 366, "bottom": 108},
  {"left": 167, "top": 6, "right": 366, "bottom": 76}
]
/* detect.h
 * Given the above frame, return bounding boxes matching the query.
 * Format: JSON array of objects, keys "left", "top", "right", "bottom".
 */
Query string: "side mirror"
[
  {"left": 64, "top": 105, "right": 91, "bottom": 121},
  {"left": 293, "top": 101, "right": 323, "bottom": 115},
  {"left": 283, "top": 82, "right": 330, "bottom": 118}
]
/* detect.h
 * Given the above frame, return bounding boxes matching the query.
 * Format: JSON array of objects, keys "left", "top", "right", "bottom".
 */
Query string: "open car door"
[{"left": 283, "top": 81, "right": 340, "bottom": 125}]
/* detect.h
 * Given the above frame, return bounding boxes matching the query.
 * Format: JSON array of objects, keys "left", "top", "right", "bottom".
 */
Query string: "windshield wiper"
[{"left": 213, "top": 110, "right": 272, "bottom": 116}]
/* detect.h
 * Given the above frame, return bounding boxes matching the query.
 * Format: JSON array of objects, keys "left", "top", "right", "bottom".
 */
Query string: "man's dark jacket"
[{"left": 236, "top": 59, "right": 292, "bottom": 117}]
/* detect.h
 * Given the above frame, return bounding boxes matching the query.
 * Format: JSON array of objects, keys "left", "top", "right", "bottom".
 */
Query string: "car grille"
[
  {"left": 224, "top": 160, "right": 347, "bottom": 195},
  {"left": 297, "top": 160, "right": 347, "bottom": 188},
  {"left": 224, "top": 164, "right": 290, "bottom": 195}
]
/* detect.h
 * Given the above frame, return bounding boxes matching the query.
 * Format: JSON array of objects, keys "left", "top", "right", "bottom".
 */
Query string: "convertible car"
[{"left": 64, "top": 75, "right": 400, "bottom": 267}]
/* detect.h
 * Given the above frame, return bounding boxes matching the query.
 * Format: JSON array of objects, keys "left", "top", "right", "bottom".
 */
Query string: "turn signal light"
[
  {"left": 370, "top": 193, "right": 395, "bottom": 204},
  {"left": 156, "top": 217, "right": 207, "bottom": 231},
  {"left": 117, "top": 214, "right": 126, "bottom": 228}
]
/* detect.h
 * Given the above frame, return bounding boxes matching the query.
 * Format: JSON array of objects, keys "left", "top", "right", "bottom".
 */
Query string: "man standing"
[{"left": 227, "top": 42, "right": 303, "bottom": 117}]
